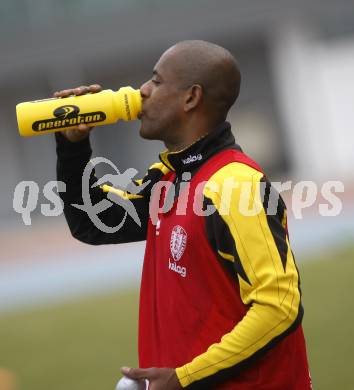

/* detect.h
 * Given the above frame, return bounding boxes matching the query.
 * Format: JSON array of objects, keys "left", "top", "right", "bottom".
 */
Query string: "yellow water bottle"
[{"left": 16, "top": 86, "right": 142, "bottom": 137}]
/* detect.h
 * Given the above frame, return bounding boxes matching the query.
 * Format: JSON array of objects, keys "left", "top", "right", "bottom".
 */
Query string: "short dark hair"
[{"left": 172, "top": 40, "right": 241, "bottom": 121}]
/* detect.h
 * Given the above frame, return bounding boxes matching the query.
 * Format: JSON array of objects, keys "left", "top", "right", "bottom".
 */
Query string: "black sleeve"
[{"left": 56, "top": 133, "right": 151, "bottom": 245}]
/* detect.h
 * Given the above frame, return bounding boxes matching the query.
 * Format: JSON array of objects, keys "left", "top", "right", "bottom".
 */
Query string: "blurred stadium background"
[{"left": 1, "top": 0, "right": 354, "bottom": 389}]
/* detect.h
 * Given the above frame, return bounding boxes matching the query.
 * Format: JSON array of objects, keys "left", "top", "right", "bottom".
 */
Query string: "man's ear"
[{"left": 184, "top": 84, "right": 203, "bottom": 112}]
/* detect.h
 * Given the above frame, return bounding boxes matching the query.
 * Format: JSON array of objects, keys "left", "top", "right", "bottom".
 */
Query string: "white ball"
[{"left": 115, "top": 376, "right": 145, "bottom": 390}]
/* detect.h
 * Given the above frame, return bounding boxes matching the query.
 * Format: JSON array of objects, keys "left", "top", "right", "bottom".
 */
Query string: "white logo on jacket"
[
  {"left": 170, "top": 225, "right": 187, "bottom": 261},
  {"left": 168, "top": 225, "right": 187, "bottom": 277},
  {"left": 181, "top": 154, "right": 202, "bottom": 165}
]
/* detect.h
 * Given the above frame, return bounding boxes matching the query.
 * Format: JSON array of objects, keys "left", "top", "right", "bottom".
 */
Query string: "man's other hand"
[
  {"left": 121, "top": 366, "right": 182, "bottom": 390},
  {"left": 53, "top": 84, "right": 102, "bottom": 143}
]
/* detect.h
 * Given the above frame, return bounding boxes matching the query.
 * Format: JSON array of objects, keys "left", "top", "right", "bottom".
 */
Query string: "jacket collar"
[{"left": 159, "top": 121, "right": 237, "bottom": 173}]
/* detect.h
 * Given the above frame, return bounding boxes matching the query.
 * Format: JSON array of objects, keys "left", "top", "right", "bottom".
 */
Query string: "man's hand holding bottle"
[{"left": 53, "top": 84, "right": 102, "bottom": 143}]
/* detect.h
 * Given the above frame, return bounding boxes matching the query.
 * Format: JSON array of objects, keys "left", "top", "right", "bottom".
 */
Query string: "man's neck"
[
  {"left": 165, "top": 121, "right": 216, "bottom": 152},
  {"left": 166, "top": 137, "right": 205, "bottom": 152}
]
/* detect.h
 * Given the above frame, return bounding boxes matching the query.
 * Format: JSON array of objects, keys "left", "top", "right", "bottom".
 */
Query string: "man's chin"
[{"left": 139, "top": 124, "right": 160, "bottom": 140}]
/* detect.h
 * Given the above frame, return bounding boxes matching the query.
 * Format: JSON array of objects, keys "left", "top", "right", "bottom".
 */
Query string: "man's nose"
[{"left": 140, "top": 80, "right": 150, "bottom": 98}]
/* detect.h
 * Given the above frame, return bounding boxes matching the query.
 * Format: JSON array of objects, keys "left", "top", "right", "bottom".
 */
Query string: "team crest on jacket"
[{"left": 170, "top": 225, "right": 187, "bottom": 261}]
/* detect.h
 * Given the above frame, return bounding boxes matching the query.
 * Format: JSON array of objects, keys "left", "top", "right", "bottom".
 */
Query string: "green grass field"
[{"left": 0, "top": 245, "right": 353, "bottom": 390}]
